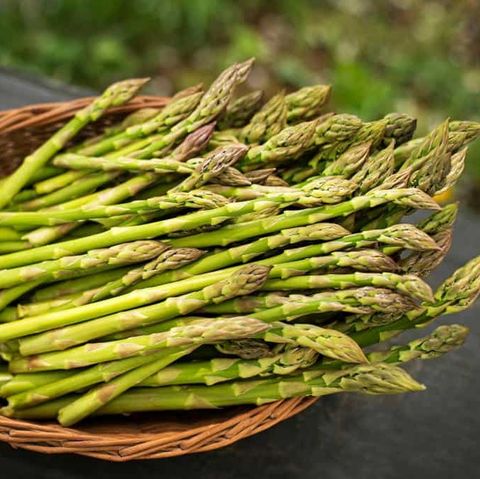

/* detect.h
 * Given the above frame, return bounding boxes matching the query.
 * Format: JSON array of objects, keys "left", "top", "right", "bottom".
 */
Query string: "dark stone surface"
[{"left": 0, "top": 69, "right": 478, "bottom": 478}]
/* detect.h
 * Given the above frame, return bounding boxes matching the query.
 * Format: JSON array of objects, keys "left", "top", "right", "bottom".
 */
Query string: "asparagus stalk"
[
  {"left": 11, "top": 316, "right": 271, "bottom": 372},
  {"left": 260, "top": 273, "right": 433, "bottom": 303},
  {"left": 350, "top": 142, "right": 395, "bottom": 193},
  {"left": 399, "top": 229, "right": 452, "bottom": 277},
  {"left": 350, "top": 256, "right": 480, "bottom": 346},
  {"left": 241, "top": 120, "right": 317, "bottom": 170},
  {"left": 78, "top": 89, "right": 204, "bottom": 157},
  {"left": 168, "top": 188, "right": 440, "bottom": 249},
  {"left": 57, "top": 347, "right": 197, "bottom": 426},
  {"left": 0, "top": 186, "right": 436, "bottom": 270},
  {"left": 0, "top": 241, "right": 168, "bottom": 289},
  {"left": 139, "top": 345, "right": 318, "bottom": 387},
  {"left": 53, "top": 153, "right": 196, "bottom": 175},
  {"left": 31, "top": 267, "right": 132, "bottom": 302},
  {"left": 0, "top": 190, "right": 230, "bottom": 227},
  {"left": 206, "top": 175, "right": 358, "bottom": 205},
  {"left": 382, "top": 113, "right": 417, "bottom": 146},
  {"left": 216, "top": 338, "right": 274, "bottom": 359},
  {"left": 139, "top": 323, "right": 468, "bottom": 390},
  {"left": 5, "top": 348, "right": 195, "bottom": 411},
  {"left": 0, "top": 223, "right": 435, "bottom": 344},
  {"left": 15, "top": 264, "right": 272, "bottom": 354},
  {"left": 366, "top": 324, "right": 469, "bottom": 364},
  {"left": 136, "top": 223, "right": 438, "bottom": 294},
  {"left": 0, "top": 78, "right": 148, "bottom": 209},
  {"left": 321, "top": 142, "right": 371, "bottom": 177},
  {"left": 201, "top": 286, "right": 409, "bottom": 315},
  {"left": 0, "top": 281, "right": 42, "bottom": 310},
  {"left": 172, "top": 144, "right": 248, "bottom": 192},
  {"left": 239, "top": 92, "right": 288, "bottom": 144},
  {"left": 210, "top": 167, "right": 252, "bottom": 186},
  {"left": 436, "top": 147, "right": 467, "bottom": 195},
  {"left": 6, "top": 363, "right": 423, "bottom": 419},
  {"left": 19, "top": 124, "right": 215, "bottom": 247},
  {"left": 58, "top": 248, "right": 204, "bottom": 308},
  {"left": 218, "top": 90, "right": 264, "bottom": 129},
  {"left": 394, "top": 120, "right": 480, "bottom": 164}
]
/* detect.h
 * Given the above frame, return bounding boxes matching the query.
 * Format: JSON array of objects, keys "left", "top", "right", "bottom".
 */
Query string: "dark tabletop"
[{"left": 0, "top": 69, "right": 479, "bottom": 479}]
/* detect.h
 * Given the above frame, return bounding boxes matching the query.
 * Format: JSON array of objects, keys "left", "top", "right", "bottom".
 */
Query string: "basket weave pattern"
[{"left": 0, "top": 97, "right": 317, "bottom": 460}]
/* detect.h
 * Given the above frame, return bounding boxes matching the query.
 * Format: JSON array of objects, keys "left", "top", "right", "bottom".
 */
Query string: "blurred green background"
[{"left": 1, "top": 0, "right": 479, "bottom": 182}]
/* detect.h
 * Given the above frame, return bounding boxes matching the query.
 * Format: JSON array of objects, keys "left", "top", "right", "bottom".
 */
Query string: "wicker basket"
[{"left": 0, "top": 97, "right": 318, "bottom": 461}]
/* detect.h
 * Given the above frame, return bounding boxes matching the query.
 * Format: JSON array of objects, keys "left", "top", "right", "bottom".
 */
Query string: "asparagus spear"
[
  {"left": 285, "top": 85, "right": 332, "bottom": 123},
  {"left": 201, "top": 286, "right": 409, "bottom": 315},
  {"left": 244, "top": 168, "right": 276, "bottom": 184},
  {"left": 0, "top": 223, "right": 434, "bottom": 341},
  {"left": 394, "top": 120, "right": 480, "bottom": 164},
  {"left": 0, "top": 241, "right": 168, "bottom": 289},
  {"left": 241, "top": 120, "right": 317, "bottom": 170},
  {"left": 139, "top": 323, "right": 468, "bottom": 390},
  {"left": 0, "top": 281, "right": 42, "bottom": 310},
  {"left": 218, "top": 90, "right": 264, "bottom": 129},
  {"left": 210, "top": 166, "right": 252, "bottom": 186},
  {"left": 417, "top": 203, "right": 458, "bottom": 234},
  {"left": 11, "top": 316, "right": 271, "bottom": 372},
  {"left": 436, "top": 147, "right": 467, "bottom": 195},
  {"left": 350, "top": 142, "right": 395, "bottom": 193},
  {"left": 4, "top": 348, "right": 194, "bottom": 409},
  {"left": 207, "top": 175, "right": 358, "bottom": 204},
  {"left": 139, "top": 345, "right": 318, "bottom": 387},
  {"left": 261, "top": 272, "right": 432, "bottom": 302},
  {"left": 239, "top": 92, "right": 288, "bottom": 144},
  {"left": 7, "top": 249, "right": 204, "bottom": 320},
  {"left": 6, "top": 363, "right": 423, "bottom": 419},
  {"left": 31, "top": 267, "right": 133, "bottom": 302},
  {"left": 216, "top": 339, "right": 274, "bottom": 359},
  {"left": 381, "top": 113, "right": 417, "bottom": 146},
  {"left": 350, "top": 256, "right": 480, "bottom": 346},
  {"left": 77, "top": 89, "right": 204, "bottom": 157},
  {"left": 57, "top": 347, "right": 198, "bottom": 426},
  {"left": 0, "top": 78, "right": 148, "bottom": 209},
  {"left": 15, "top": 264, "right": 272, "bottom": 354},
  {"left": 0, "top": 190, "right": 230, "bottom": 227},
  {"left": 399, "top": 229, "right": 452, "bottom": 277},
  {"left": 366, "top": 324, "right": 469, "bottom": 364},
  {"left": 321, "top": 142, "right": 371, "bottom": 177},
  {"left": 19, "top": 124, "right": 215, "bottom": 246},
  {"left": 58, "top": 248, "right": 204, "bottom": 308},
  {"left": 52, "top": 153, "right": 196, "bottom": 175},
  {"left": 172, "top": 144, "right": 248, "bottom": 192},
  {"left": 136, "top": 223, "right": 438, "bottom": 295},
  {"left": 0, "top": 186, "right": 436, "bottom": 270},
  {"left": 168, "top": 188, "right": 439, "bottom": 249}
]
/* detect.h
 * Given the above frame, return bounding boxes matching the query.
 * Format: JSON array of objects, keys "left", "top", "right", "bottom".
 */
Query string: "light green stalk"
[
  {"left": 6, "top": 363, "right": 424, "bottom": 419},
  {"left": 0, "top": 190, "right": 229, "bottom": 227},
  {"left": 15, "top": 264, "right": 271, "bottom": 355},
  {"left": 11, "top": 316, "right": 270, "bottom": 372},
  {"left": 349, "top": 256, "right": 480, "bottom": 346},
  {"left": 0, "top": 78, "right": 148, "bottom": 209},
  {"left": 0, "top": 241, "right": 168, "bottom": 289},
  {"left": 140, "top": 346, "right": 318, "bottom": 387}
]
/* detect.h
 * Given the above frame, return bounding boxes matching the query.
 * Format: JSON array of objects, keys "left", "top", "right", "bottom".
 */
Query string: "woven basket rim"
[{"left": 0, "top": 96, "right": 318, "bottom": 461}]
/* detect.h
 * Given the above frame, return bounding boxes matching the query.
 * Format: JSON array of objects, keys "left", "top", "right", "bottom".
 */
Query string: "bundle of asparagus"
[{"left": 0, "top": 59, "right": 478, "bottom": 428}]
